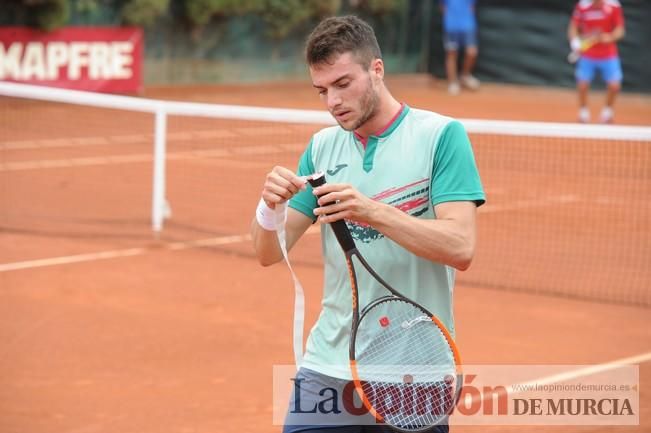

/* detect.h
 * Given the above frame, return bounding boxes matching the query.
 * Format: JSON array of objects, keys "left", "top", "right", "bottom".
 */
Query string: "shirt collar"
[{"left": 354, "top": 103, "right": 408, "bottom": 146}]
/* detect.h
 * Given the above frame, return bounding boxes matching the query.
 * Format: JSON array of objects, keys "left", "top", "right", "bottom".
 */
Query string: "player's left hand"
[{"left": 312, "top": 183, "right": 381, "bottom": 225}]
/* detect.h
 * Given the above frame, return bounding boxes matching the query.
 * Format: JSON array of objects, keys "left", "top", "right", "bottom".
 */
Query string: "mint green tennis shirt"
[{"left": 289, "top": 105, "right": 485, "bottom": 379}]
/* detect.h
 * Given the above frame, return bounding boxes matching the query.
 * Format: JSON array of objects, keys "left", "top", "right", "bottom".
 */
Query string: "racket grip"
[{"left": 307, "top": 173, "right": 357, "bottom": 253}]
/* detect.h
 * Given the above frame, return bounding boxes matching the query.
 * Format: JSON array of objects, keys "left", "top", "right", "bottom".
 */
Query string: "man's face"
[{"left": 309, "top": 52, "right": 382, "bottom": 131}]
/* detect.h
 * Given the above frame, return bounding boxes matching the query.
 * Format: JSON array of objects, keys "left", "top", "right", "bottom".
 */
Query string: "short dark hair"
[{"left": 305, "top": 15, "right": 382, "bottom": 68}]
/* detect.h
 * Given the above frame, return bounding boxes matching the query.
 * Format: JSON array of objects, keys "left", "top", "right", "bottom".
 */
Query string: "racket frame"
[{"left": 307, "top": 173, "right": 462, "bottom": 431}]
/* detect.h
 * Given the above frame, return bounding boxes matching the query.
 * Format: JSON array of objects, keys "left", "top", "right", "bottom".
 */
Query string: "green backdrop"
[
  {"left": 426, "top": 0, "right": 651, "bottom": 92},
  {"left": 2, "top": 0, "right": 649, "bottom": 92}
]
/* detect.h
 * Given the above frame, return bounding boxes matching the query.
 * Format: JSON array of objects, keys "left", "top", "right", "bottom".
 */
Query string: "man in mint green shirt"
[{"left": 251, "top": 15, "right": 484, "bottom": 433}]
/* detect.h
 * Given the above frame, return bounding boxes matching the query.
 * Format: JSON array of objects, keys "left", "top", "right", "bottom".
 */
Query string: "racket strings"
[
  {"left": 354, "top": 299, "right": 458, "bottom": 429},
  {"left": 356, "top": 300, "right": 455, "bottom": 367},
  {"left": 360, "top": 380, "right": 454, "bottom": 429}
]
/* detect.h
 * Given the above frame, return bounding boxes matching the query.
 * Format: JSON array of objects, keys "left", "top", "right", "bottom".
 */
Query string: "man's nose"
[{"left": 327, "top": 91, "right": 342, "bottom": 110}]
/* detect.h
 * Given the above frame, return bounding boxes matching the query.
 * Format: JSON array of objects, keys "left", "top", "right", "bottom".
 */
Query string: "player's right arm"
[
  {"left": 567, "top": 4, "right": 581, "bottom": 48},
  {"left": 251, "top": 166, "right": 313, "bottom": 266},
  {"left": 567, "top": 21, "right": 579, "bottom": 43}
]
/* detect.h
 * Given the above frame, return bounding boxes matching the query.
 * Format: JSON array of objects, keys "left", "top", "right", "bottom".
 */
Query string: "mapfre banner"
[{"left": 0, "top": 27, "right": 143, "bottom": 93}]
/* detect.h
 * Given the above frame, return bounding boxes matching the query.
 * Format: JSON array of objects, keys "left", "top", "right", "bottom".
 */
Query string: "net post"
[{"left": 152, "top": 106, "right": 168, "bottom": 236}]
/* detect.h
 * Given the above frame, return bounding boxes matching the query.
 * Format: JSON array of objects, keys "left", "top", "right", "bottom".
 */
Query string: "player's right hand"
[{"left": 261, "top": 166, "right": 307, "bottom": 209}]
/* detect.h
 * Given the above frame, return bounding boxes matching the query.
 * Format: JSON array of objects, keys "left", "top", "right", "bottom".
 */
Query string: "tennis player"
[
  {"left": 567, "top": 0, "right": 625, "bottom": 123},
  {"left": 251, "top": 15, "right": 485, "bottom": 432}
]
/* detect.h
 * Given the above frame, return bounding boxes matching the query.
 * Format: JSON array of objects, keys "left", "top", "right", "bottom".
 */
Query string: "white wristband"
[
  {"left": 256, "top": 198, "right": 287, "bottom": 231},
  {"left": 570, "top": 37, "right": 581, "bottom": 52}
]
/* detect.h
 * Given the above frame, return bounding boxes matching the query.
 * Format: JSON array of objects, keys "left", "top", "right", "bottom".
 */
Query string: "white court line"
[
  {"left": 0, "top": 226, "right": 320, "bottom": 273},
  {"left": 479, "top": 194, "right": 579, "bottom": 213},
  {"left": 0, "top": 194, "right": 581, "bottom": 272},
  {"left": 505, "top": 351, "right": 651, "bottom": 396},
  {"left": 466, "top": 351, "right": 651, "bottom": 406},
  {"left": 0, "top": 126, "right": 300, "bottom": 151},
  {"left": 0, "top": 143, "right": 304, "bottom": 172},
  {"left": 0, "top": 235, "right": 247, "bottom": 272},
  {"left": 0, "top": 247, "right": 149, "bottom": 272},
  {"left": 0, "top": 193, "right": 579, "bottom": 272}
]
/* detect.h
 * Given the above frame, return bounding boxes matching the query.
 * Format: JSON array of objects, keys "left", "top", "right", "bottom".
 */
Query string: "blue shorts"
[
  {"left": 444, "top": 30, "right": 477, "bottom": 51},
  {"left": 282, "top": 368, "right": 450, "bottom": 433},
  {"left": 575, "top": 57, "right": 623, "bottom": 84}
]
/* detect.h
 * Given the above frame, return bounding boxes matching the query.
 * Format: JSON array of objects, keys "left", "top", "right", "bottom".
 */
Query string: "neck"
[{"left": 355, "top": 89, "right": 402, "bottom": 139}]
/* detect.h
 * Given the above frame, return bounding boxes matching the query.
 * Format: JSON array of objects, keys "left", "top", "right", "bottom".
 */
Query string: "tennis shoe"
[
  {"left": 600, "top": 107, "right": 614, "bottom": 124},
  {"left": 460, "top": 74, "right": 480, "bottom": 90},
  {"left": 578, "top": 107, "right": 590, "bottom": 123},
  {"left": 448, "top": 81, "right": 461, "bottom": 95}
]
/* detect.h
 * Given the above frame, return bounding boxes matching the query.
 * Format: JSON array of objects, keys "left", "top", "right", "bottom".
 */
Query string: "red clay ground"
[{"left": 1, "top": 76, "right": 650, "bottom": 433}]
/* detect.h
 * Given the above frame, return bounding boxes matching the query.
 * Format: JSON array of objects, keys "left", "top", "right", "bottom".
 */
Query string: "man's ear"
[{"left": 370, "top": 58, "right": 384, "bottom": 80}]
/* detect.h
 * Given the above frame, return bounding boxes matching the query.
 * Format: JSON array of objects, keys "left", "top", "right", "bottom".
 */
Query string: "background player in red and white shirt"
[{"left": 567, "top": 0, "right": 625, "bottom": 123}]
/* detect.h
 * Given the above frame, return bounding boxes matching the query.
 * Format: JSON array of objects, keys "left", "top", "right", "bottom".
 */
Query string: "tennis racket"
[
  {"left": 308, "top": 173, "right": 462, "bottom": 431},
  {"left": 567, "top": 32, "right": 600, "bottom": 64}
]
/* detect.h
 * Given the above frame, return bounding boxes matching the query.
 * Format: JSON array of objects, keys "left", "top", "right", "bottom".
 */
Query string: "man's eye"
[
  {"left": 338, "top": 82, "right": 350, "bottom": 88},
  {"left": 318, "top": 89, "right": 327, "bottom": 96}
]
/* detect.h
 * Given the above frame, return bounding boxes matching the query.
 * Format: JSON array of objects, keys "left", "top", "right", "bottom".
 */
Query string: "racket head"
[
  {"left": 567, "top": 50, "right": 581, "bottom": 64},
  {"left": 350, "top": 296, "right": 462, "bottom": 431}
]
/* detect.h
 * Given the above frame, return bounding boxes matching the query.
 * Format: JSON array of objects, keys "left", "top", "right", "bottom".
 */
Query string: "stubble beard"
[{"left": 339, "top": 77, "right": 380, "bottom": 132}]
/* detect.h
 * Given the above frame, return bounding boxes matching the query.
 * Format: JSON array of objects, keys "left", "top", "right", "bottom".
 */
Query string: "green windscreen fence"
[
  {"left": 426, "top": 0, "right": 651, "bottom": 92},
  {"left": 1, "top": 0, "right": 650, "bottom": 91}
]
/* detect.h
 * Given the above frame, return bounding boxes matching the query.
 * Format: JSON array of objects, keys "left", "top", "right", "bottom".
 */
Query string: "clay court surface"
[{"left": 1, "top": 76, "right": 650, "bottom": 433}]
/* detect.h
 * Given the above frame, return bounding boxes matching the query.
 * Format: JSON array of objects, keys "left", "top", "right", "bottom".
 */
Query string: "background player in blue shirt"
[{"left": 440, "top": 0, "right": 480, "bottom": 94}]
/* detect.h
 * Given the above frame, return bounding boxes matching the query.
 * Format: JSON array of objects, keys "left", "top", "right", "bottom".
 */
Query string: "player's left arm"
[
  {"left": 600, "top": 6, "right": 625, "bottom": 43},
  {"left": 599, "top": 25, "right": 624, "bottom": 43},
  {"left": 312, "top": 120, "right": 484, "bottom": 271},
  {"left": 369, "top": 199, "right": 478, "bottom": 272},
  {"left": 312, "top": 186, "right": 478, "bottom": 271}
]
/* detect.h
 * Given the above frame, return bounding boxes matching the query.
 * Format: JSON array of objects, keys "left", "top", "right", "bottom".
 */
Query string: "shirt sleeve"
[
  {"left": 430, "top": 120, "right": 486, "bottom": 207},
  {"left": 613, "top": 5, "right": 624, "bottom": 28},
  {"left": 571, "top": 4, "right": 581, "bottom": 26},
  {"left": 288, "top": 138, "right": 318, "bottom": 221}
]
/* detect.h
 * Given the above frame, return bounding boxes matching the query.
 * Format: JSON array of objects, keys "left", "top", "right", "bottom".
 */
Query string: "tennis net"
[{"left": 1, "top": 82, "right": 649, "bottom": 306}]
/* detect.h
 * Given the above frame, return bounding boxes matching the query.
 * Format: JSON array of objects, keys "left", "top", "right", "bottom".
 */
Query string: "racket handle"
[{"left": 307, "top": 173, "right": 357, "bottom": 253}]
